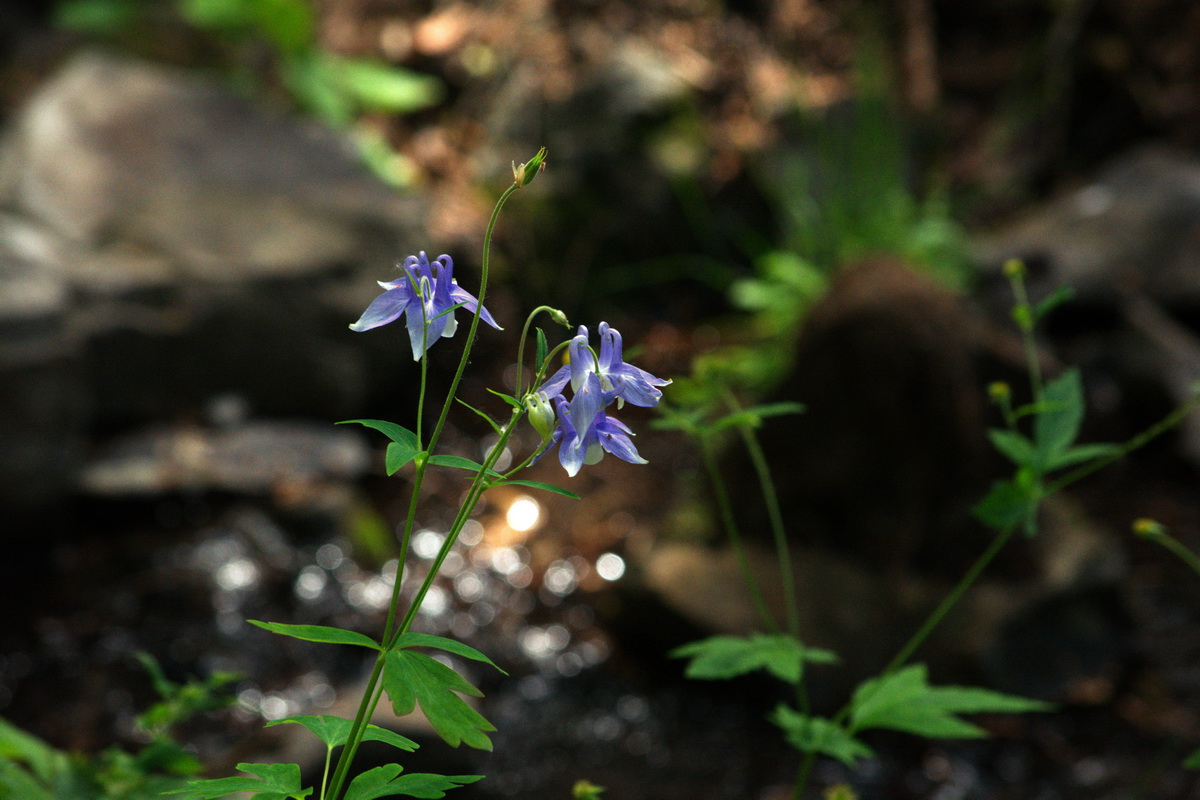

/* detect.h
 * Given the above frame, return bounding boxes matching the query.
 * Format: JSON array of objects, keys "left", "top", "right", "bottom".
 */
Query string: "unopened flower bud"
[
  {"left": 988, "top": 381, "right": 1011, "bottom": 404},
  {"left": 513, "top": 147, "right": 548, "bottom": 187},
  {"left": 525, "top": 391, "right": 557, "bottom": 440},
  {"left": 547, "top": 307, "right": 570, "bottom": 327},
  {"left": 1132, "top": 518, "right": 1165, "bottom": 539},
  {"left": 1002, "top": 258, "right": 1025, "bottom": 279}
]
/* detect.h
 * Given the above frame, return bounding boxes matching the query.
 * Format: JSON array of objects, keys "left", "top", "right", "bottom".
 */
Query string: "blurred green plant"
[
  {"left": 1129, "top": 518, "right": 1200, "bottom": 769},
  {"left": 663, "top": 261, "right": 1200, "bottom": 796},
  {"left": 53, "top": 0, "right": 441, "bottom": 186},
  {"left": 673, "top": 43, "right": 968, "bottom": 410},
  {"left": 0, "top": 653, "right": 237, "bottom": 800}
]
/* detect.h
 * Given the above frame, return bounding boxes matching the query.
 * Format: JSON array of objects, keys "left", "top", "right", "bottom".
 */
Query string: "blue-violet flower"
[
  {"left": 547, "top": 378, "right": 648, "bottom": 477},
  {"left": 539, "top": 321, "right": 671, "bottom": 435},
  {"left": 349, "top": 251, "right": 500, "bottom": 360}
]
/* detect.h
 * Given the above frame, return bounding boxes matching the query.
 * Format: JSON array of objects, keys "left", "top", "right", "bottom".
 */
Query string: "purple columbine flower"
[
  {"left": 546, "top": 377, "right": 647, "bottom": 477},
  {"left": 349, "top": 251, "right": 500, "bottom": 360},
  {"left": 539, "top": 321, "right": 671, "bottom": 433}
]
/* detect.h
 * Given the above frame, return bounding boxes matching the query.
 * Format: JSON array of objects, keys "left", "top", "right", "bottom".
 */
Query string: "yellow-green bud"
[
  {"left": 548, "top": 307, "right": 570, "bottom": 327},
  {"left": 513, "top": 147, "right": 548, "bottom": 187},
  {"left": 1003, "top": 258, "right": 1025, "bottom": 279},
  {"left": 1132, "top": 518, "right": 1166, "bottom": 539},
  {"left": 572, "top": 780, "right": 605, "bottom": 800},
  {"left": 988, "top": 381, "right": 1011, "bottom": 404},
  {"left": 525, "top": 391, "right": 557, "bottom": 440},
  {"left": 823, "top": 785, "right": 859, "bottom": 800}
]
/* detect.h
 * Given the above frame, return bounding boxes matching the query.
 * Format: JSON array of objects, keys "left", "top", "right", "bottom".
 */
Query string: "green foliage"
[
  {"left": 671, "top": 634, "right": 836, "bottom": 684},
  {"left": 134, "top": 653, "right": 239, "bottom": 736},
  {"left": 0, "top": 655, "right": 236, "bottom": 800},
  {"left": 264, "top": 716, "right": 418, "bottom": 752},
  {"left": 1187, "top": 748, "right": 1200, "bottom": 769},
  {"left": 337, "top": 419, "right": 421, "bottom": 475},
  {"left": 772, "top": 665, "right": 1049, "bottom": 768},
  {"left": 54, "top": 0, "right": 440, "bottom": 186},
  {"left": 488, "top": 479, "right": 581, "bottom": 499},
  {"left": 248, "top": 620, "right": 381, "bottom": 650},
  {"left": 170, "top": 762, "right": 311, "bottom": 799},
  {"left": 344, "top": 765, "right": 481, "bottom": 800},
  {"left": 848, "top": 664, "right": 1050, "bottom": 740},
  {"left": 54, "top": 0, "right": 140, "bottom": 34},
  {"left": 769, "top": 709, "right": 871, "bottom": 767},
  {"left": 572, "top": 779, "right": 606, "bottom": 800},
  {"left": 975, "top": 368, "right": 1118, "bottom": 535},
  {"left": 393, "top": 634, "right": 508, "bottom": 674},
  {"left": 382, "top": 651, "right": 497, "bottom": 750},
  {"left": 535, "top": 328, "right": 549, "bottom": 373}
]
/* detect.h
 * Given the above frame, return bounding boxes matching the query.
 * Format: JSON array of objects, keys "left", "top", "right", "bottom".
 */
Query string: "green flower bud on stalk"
[
  {"left": 513, "top": 147, "right": 548, "bottom": 187},
  {"left": 525, "top": 391, "right": 557, "bottom": 440},
  {"left": 1132, "top": 518, "right": 1166, "bottom": 539}
]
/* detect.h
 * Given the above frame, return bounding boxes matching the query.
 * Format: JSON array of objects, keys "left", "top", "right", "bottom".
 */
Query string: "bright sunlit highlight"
[
  {"left": 595, "top": 552, "right": 625, "bottom": 581},
  {"left": 506, "top": 495, "right": 542, "bottom": 532}
]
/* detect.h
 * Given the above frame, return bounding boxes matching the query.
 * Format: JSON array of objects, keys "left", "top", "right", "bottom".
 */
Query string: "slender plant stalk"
[
  {"left": 698, "top": 434, "right": 779, "bottom": 633},
  {"left": 326, "top": 182, "right": 520, "bottom": 800},
  {"left": 790, "top": 391, "right": 1199, "bottom": 798},
  {"left": 1145, "top": 530, "right": 1200, "bottom": 580},
  {"left": 1007, "top": 266, "right": 1043, "bottom": 400},
  {"left": 723, "top": 393, "right": 801, "bottom": 639}
]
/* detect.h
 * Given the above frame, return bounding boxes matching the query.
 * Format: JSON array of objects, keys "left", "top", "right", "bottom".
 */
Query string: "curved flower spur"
[
  {"left": 533, "top": 322, "right": 671, "bottom": 476},
  {"left": 350, "top": 251, "right": 501, "bottom": 360}
]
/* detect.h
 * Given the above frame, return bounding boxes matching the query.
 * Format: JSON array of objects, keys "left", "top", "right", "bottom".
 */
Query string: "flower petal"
[
  {"left": 569, "top": 372, "right": 605, "bottom": 444},
  {"left": 538, "top": 365, "right": 571, "bottom": 399},
  {"left": 448, "top": 285, "right": 502, "bottom": 330},
  {"left": 596, "top": 414, "right": 648, "bottom": 465},
  {"left": 349, "top": 287, "right": 411, "bottom": 332}
]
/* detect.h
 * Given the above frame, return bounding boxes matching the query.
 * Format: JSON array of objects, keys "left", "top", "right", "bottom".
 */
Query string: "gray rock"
[
  {"left": 79, "top": 420, "right": 371, "bottom": 496},
  {"left": 975, "top": 145, "right": 1200, "bottom": 302},
  {"left": 0, "top": 50, "right": 421, "bottom": 278},
  {"left": 0, "top": 51, "right": 430, "bottom": 518}
]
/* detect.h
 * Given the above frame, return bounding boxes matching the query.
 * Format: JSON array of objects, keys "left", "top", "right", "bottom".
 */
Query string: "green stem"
[
  {"left": 425, "top": 184, "right": 519, "bottom": 453},
  {"left": 326, "top": 182, "right": 520, "bottom": 800},
  {"left": 1045, "top": 391, "right": 1200, "bottom": 496},
  {"left": 515, "top": 306, "right": 567, "bottom": 397},
  {"left": 1008, "top": 272, "right": 1043, "bottom": 401},
  {"left": 391, "top": 407, "right": 523, "bottom": 647},
  {"left": 698, "top": 434, "right": 779, "bottom": 633},
  {"left": 1150, "top": 533, "right": 1200, "bottom": 581},
  {"left": 882, "top": 524, "right": 1016, "bottom": 675},
  {"left": 724, "top": 392, "right": 800, "bottom": 639},
  {"left": 320, "top": 746, "right": 332, "bottom": 800}
]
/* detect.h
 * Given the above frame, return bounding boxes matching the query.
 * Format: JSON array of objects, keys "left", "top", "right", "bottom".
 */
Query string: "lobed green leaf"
[
  {"left": 345, "top": 764, "right": 481, "bottom": 800},
  {"left": 1033, "top": 369, "right": 1084, "bottom": 468},
  {"left": 248, "top": 621, "right": 380, "bottom": 650},
  {"left": 383, "top": 651, "right": 495, "bottom": 750},
  {"left": 393, "top": 634, "right": 507, "bottom": 674},
  {"left": 770, "top": 706, "right": 872, "bottom": 766},
  {"left": 671, "top": 634, "right": 837, "bottom": 685},
  {"left": 265, "top": 716, "right": 418, "bottom": 752},
  {"left": 169, "top": 762, "right": 310, "bottom": 798},
  {"left": 849, "top": 664, "right": 1051, "bottom": 740},
  {"left": 987, "top": 429, "right": 1034, "bottom": 466}
]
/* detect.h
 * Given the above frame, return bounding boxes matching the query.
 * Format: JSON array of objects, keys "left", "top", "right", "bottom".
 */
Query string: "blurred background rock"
[{"left": 4, "top": 1, "right": 1200, "bottom": 798}]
